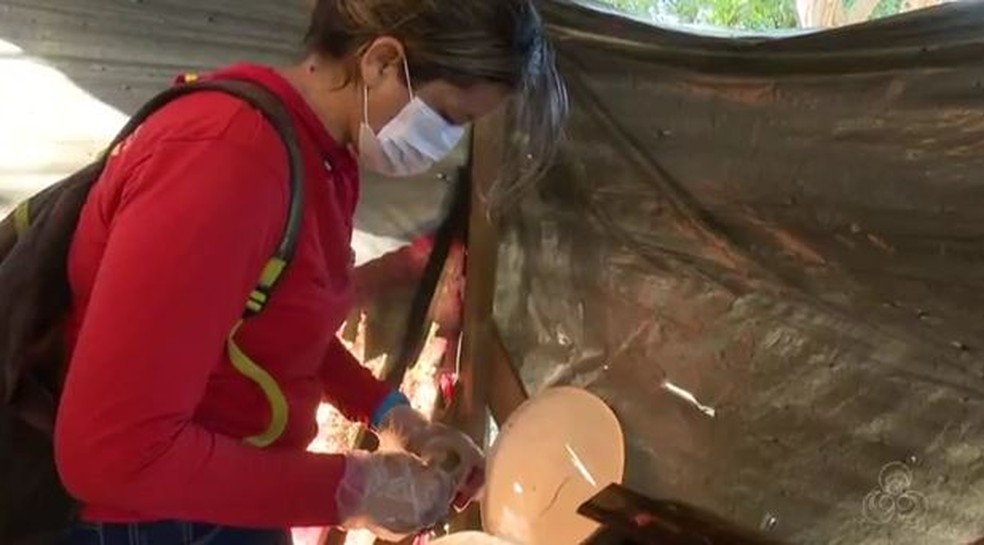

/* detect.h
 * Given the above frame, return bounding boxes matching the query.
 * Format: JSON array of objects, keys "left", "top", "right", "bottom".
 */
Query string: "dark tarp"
[{"left": 491, "top": 1, "right": 984, "bottom": 544}]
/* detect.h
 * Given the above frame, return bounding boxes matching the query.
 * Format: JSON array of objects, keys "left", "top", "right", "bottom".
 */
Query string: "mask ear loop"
[
  {"left": 401, "top": 56, "right": 414, "bottom": 99},
  {"left": 364, "top": 56, "right": 414, "bottom": 130}
]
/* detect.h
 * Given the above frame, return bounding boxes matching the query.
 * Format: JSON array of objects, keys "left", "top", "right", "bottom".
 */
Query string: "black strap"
[{"left": 384, "top": 171, "right": 471, "bottom": 387}]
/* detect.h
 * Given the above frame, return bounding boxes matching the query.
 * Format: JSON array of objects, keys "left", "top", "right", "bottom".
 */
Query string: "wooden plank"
[
  {"left": 442, "top": 108, "right": 507, "bottom": 533},
  {"left": 449, "top": 110, "right": 505, "bottom": 445}
]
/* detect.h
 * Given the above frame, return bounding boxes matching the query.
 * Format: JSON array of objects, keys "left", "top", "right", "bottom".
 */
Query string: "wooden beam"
[
  {"left": 443, "top": 107, "right": 507, "bottom": 533},
  {"left": 450, "top": 110, "right": 505, "bottom": 445}
]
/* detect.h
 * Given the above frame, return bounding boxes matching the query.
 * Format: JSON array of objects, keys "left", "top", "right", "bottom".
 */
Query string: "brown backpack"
[{"left": 0, "top": 79, "right": 305, "bottom": 545}]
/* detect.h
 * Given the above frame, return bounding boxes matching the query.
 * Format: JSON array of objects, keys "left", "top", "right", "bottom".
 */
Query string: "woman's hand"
[
  {"left": 336, "top": 451, "right": 455, "bottom": 541},
  {"left": 377, "top": 406, "right": 485, "bottom": 498}
]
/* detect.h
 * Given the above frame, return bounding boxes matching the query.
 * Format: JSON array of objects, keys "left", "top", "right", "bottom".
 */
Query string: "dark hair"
[{"left": 305, "top": 0, "right": 569, "bottom": 204}]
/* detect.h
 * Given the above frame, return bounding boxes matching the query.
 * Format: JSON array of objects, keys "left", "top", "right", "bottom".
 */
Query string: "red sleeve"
[
  {"left": 55, "top": 134, "right": 348, "bottom": 528},
  {"left": 321, "top": 338, "right": 392, "bottom": 423}
]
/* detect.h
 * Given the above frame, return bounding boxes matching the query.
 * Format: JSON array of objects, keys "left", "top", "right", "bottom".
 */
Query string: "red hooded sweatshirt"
[{"left": 54, "top": 64, "right": 398, "bottom": 529}]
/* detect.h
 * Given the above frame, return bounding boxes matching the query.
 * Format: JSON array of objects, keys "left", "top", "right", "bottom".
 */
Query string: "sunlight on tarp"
[{"left": 0, "top": 38, "right": 126, "bottom": 215}]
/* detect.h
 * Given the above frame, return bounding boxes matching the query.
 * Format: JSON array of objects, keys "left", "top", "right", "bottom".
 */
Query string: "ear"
[{"left": 359, "top": 36, "right": 406, "bottom": 89}]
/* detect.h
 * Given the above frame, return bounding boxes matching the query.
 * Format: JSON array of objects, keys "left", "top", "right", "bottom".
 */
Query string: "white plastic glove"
[
  {"left": 336, "top": 450, "right": 455, "bottom": 542},
  {"left": 377, "top": 405, "right": 485, "bottom": 496}
]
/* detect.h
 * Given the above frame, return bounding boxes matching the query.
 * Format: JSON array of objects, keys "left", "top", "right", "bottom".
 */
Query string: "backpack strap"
[
  {"left": 104, "top": 80, "right": 304, "bottom": 448},
  {"left": 100, "top": 79, "right": 306, "bottom": 309},
  {"left": 12, "top": 201, "right": 30, "bottom": 239},
  {"left": 164, "top": 80, "right": 304, "bottom": 448},
  {"left": 17, "top": 79, "right": 305, "bottom": 306},
  {"left": 6, "top": 79, "right": 303, "bottom": 448}
]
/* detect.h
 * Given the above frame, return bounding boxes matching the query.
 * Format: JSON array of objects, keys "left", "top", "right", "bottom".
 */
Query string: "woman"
[{"left": 54, "top": 0, "right": 567, "bottom": 543}]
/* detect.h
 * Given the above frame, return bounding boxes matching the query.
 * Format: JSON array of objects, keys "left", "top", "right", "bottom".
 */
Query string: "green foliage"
[
  {"left": 598, "top": 0, "right": 908, "bottom": 30},
  {"left": 681, "top": 0, "right": 799, "bottom": 29},
  {"left": 600, "top": 0, "right": 656, "bottom": 13},
  {"left": 600, "top": 0, "right": 798, "bottom": 30},
  {"left": 872, "top": 0, "right": 905, "bottom": 18}
]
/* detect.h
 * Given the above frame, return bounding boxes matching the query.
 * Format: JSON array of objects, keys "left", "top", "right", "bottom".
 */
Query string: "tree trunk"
[
  {"left": 797, "top": 0, "right": 945, "bottom": 28},
  {"left": 796, "top": 0, "right": 843, "bottom": 28},
  {"left": 847, "top": 0, "right": 881, "bottom": 23}
]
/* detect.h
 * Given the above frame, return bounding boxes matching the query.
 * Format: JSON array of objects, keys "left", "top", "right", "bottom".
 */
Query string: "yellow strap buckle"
[{"left": 13, "top": 200, "right": 31, "bottom": 239}]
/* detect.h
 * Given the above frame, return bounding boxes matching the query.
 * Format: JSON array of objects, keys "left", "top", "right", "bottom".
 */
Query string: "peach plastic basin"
[{"left": 433, "top": 387, "right": 625, "bottom": 545}]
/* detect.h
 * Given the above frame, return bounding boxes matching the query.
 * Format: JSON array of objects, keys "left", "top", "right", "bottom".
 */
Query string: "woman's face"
[{"left": 359, "top": 38, "right": 512, "bottom": 134}]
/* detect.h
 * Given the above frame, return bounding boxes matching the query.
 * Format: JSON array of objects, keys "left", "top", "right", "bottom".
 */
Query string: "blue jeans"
[{"left": 60, "top": 521, "right": 291, "bottom": 545}]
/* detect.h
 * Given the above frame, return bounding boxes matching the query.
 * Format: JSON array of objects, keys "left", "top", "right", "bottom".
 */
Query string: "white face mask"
[{"left": 358, "top": 60, "right": 466, "bottom": 177}]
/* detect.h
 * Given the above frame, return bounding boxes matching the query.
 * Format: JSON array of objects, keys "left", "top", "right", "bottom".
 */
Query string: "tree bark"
[{"left": 798, "top": 0, "right": 945, "bottom": 28}]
